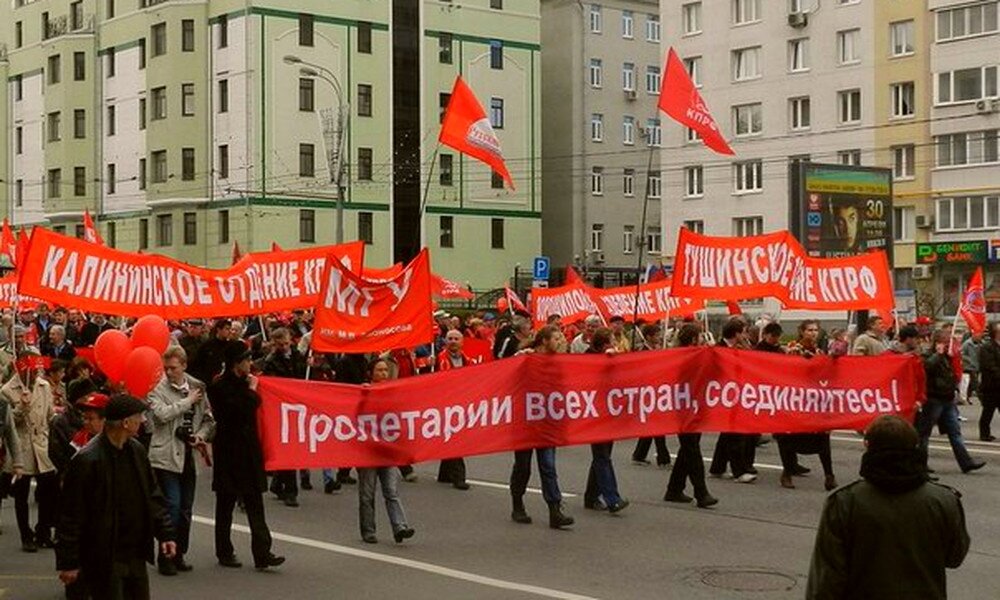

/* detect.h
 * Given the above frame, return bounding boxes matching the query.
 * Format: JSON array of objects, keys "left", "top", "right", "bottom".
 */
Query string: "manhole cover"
[{"left": 699, "top": 568, "right": 798, "bottom": 592}]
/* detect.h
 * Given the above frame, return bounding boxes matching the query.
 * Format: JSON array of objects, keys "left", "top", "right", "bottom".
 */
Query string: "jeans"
[
  {"left": 358, "top": 467, "right": 408, "bottom": 537},
  {"left": 584, "top": 442, "right": 622, "bottom": 506},
  {"left": 510, "top": 447, "right": 562, "bottom": 504},
  {"left": 154, "top": 457, "right": 196, "bottom": 555},
  {"left": 666, "top": 434, "right": 709, "bottom": 499},
  {"left": 917, "top": 400, "right": 975, "bottom": 470},
  {"left": 9, "top": 471, "right": 58, "bottom": 542},
  {"left": 632, "top": 437, "right": 671, "bottom": 465},
  {"left": 214, "top": 491, "right": 273, "bottom": 566}
]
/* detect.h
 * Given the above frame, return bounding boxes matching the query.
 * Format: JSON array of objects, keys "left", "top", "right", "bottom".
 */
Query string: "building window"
[
  {"left": 139, "top": 219, "right": 149, "bottom": 250},
  {"left": 622, "top": 10, "right": 634, "bottom": 38},
  {"left": 490, "top": 98, "right": 504, "bottom": 129},
  {"left": 152, "top": 23, "right": 167, "bottom": 57},
  {"left": 732, "top": 0, "right": 761, "bottom": 25},
  {"left": 890, "top": 20, "right": 914, "bottom": 57},
  {"left": 734, "top": 160, "right": 763, "bottom": 193},
  {"left": 892, "top": 206, "right": 914, "bottom": 242},
  {"left": 358, "top": 212, "right": 374, "bottom": 245},
  {"left": 685, "top": 166, "right": 704, "bottom": 197},
  {"left": 106, "top": 49, "right": 117, "bottom": 78},
  {"left": 182, "top": 148, "right": 195, "bottom": 181},
  {"left": 157, "top": 215, "right": 173, "bottom": 247},
  {"left": 440, "top": 216, "right": 454, "bottom": 248},
  {"left": 107, "top": 222, "right": 117, "bottom": 248},
  {"left": 358, "top": 148, "right": 373, "bottom": 181},
  {"left": 645, "top": 66, "right": 661, "bottom": 94},
  {"left": 73, "top": 109, "right": 86, "bottom": 139},
  {"left": 299, "top": 210, "right": 316, "bottom": 242},
  {"left": 591, "top": 167, "right": 604, "bottom": 196},
  {"left": 15, "top": 22, "right": 23, "bottom": 49},
  {"left": 299, "top": 144, "right": 315, "bottom": 177},
  {"left": 152, "top": 150, "right": 167, "bottom": 183},
  {"left": 74, "top": 167, "right": 86, "bottom": 197},
  {"left": 733, "top": 103, "right": 763, "bottom": 137},
  {"left": 646, "top": 227, "right": 662, "bottom": 254},
  {"left": 357, "top": 84, "right": 372, "bottom": 117},
  {"left": 439, "top": 33, "right": 453, "bottom": 63},
  {"left": 645, "top": 118, "right": 662, "bottom": 146},
  {"left": 623, "top": 116, "right": 635, "bottom": 145},
  {"left": 138, "top": 158, "right": 146, "bottom": 189},
  {"left": 936, "top": 3, "right": 999, "bottom": 42},
  {"left": 688, "top": 127, "right": 702, "bottom": 143},
  {"left": 789, "top": 96, "right": 811, "bottom": 130},
  {"left": 218, "top": 145, "right": 229, "bottom": 179},
  {"left": 70, "top": 1, "right": 83, "bottom": 29},
  {"left": 182, "top": 84, "right": 195, "bottom": 116},
  {"left": 732, "top": 47, "right": 761, "bottom": 81},
  {"left": 299, "top": 14, "right": 314, "bottom": 47},
  {"left": 219, "top": 210, "right": 230, "bottom": 244},
  {"left": 358, "top": 21, "right": 372, "bottom": 54},
  {"left": 589, "top": 4, "right": 602, "bottom": 33},
  {"left": 590, "top": 59, "right": 603, "bottom": 88},
  {"left": 936, "top": 67, "right": 999, "bottom": 105},
  {"left": 151, "top": 87, "right": 167, "bottom": 120},
  {"left": 683, "top": 56, "right": 701, "bottom": 87},
  {"left": 891, "top": 82, "right": 915, "bottom": 118},
  {"left": 139, "top": 98, "right": 146, "bottom": 130},
  {"left": 733, "top": 216, "right": 764, "bottom": 237},
  {"left": 789, "top": 38, "right": 809, "bottom": 72},
  {"left": 14, "top": 76, "right": 23, "bottom": 101},
  {"left": 892, "top": 145, "right": 915, "bottom": 180},
  {"left": 682, "top": 2, "right": 701, "bottom": 35},
  {"left": 440, "top": 154, "right": 454, "bottom": 186},
  {"left": 646, "top": 15, "right": 661, "bottom": 42},
  {"left": 490, "top": 0, "right": 503, "bottom": 8},
  {"left": 182, "top": 19, "right": 195, "bottom": 52},
  {"left": 218, "top": 80, "right": 229, "bottom": 113},
  {"left": 591, "top": 114, "right": 604, "bottom": 142},
  {"left": 683, "top": 220, "right": 704, "bottom": 234},
  {"left": 837, "top": 149, "right": 862, "bottom": 165},
  {"left": 182, "top": 212, "right": 197, "bottom": 245},
  {"left": 15, "top": 127, "right": 23, "bottom": 154},
  {"left": 623, "top": 168, "right": 635, "bottom": 197},
  {"left": 838, "top": 89, "right": 862, "bottom": 124},
  {"left": 15, "top": 180, "right": 23, "bottom": 207},
  {"left": 936, "top": 196, "right": 1000, "bottom": 231},
  {"left": 299, "top": 78, "right": 315, "bottom": 112},
  {"left": 47, "top": 111, "right": 62, "bottom": 142},
  {"left": 73, "top": 52, "right": 86, "bottom": 81},
  {"left": 106, "top": 163, "right": 116, "bottom": 195},
  {"left": 139, "top": 39, "right": 146, "bottom": 69},
  {"left": 837, "top": 29, "right": 861, "bottom": 65},
  {"left": 935, "top": 130, "right": 999, "bottom": 167},
  {"left": 648, "top": 171, "right": 662, "bottom": 198},
  {"left": 590, "top": 224, "right": 604, "bottom": 252},
  {"left": 492, "top": 171, "right": 504, "bottom": 189},
  {"left": 107, "top": 105, "right": 116, "bottom": 136},
  {"left": 48, "top": 54, "right": 61, "bottom": 85},
  {"left": 622, "top": 62, "right": 635, "bottom": 91},
  {"left": 218, "top": 15, "right": 228, "bottom": 48},
  {"left": 623, "top": 226, "right": 635, "bottom": 254},
  {"left": 106, "top": 0, "right": 115, "bottom": 19},
  {"left": 490, "top": 41, "right": 503, "bottom": 69},
  {"left": 439, "top": 92, "right": 451, "bottom": 123}
]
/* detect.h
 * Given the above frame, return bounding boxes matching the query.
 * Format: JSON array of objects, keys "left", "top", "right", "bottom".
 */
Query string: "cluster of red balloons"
[{"left": 93, "top": 316, "right": 171, "bottom": 398}]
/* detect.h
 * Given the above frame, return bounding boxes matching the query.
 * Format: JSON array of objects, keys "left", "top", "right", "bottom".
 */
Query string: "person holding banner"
[
  {"left": 260, "top": 328, "right": 308, "bottom": 508},
  {"left": 583, "top": 329, "right": 629, "bottom": 514},
  {"left": 632, "top": 324, "right": 672, "bottom": 469},
  {"left": 709, "top": 320, "right": 758, "bottom": 484},
  {"left": 436, "top": 330, "right": 472, "bottom": 491}
]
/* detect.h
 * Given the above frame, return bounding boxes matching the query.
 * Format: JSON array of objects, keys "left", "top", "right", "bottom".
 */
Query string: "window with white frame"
[
  {"left": 591, "top": 166, "right": 604, "bottom": 195},
  {"left": 733, "top": 216, "right": 764, "bottom": 237},
  {"left": 683, "top": 220, "right": 704, "bottom": 234},
  {"left": 623, "top": 226, "right": 635, "bottom": 254},
  {"left": 732, "top": 0, "right": 761, "bottom": 25},
  {"left": 936, "top": 196, "right": 1000, "bottom": 231},
  {"left": 645, "top": 65, "right": 661, "bottom": 93},
  {"left": 646, "top": 227, "right": 662, "bottom": 254},
  {"left": 837, "top": 29, "right": 861, "bottom": 65},
  {"left": 686, "top": 127, "right": 701, "bottom": 143},
  {"left": 936, "top": 66, "right": 998, "bottom": 104},
  {"left": 734, "top": 161, "right": 763, "bottom": 193},
  {"left": 591, "top": 224, "right": 604, "bottom": 252},
  {"left": 890, "top": 20, "right": 914, "bottom": 56},
  {"left": 892, "top": 82, "right": 915, "bottom": 118},
  {"left": 733, "top": 103, "right": 763, "bottom": 137},
  {"left": 685, "top": 166, "right": 704, "bottom": 197},
  {"left": 684, "top": 56, "right": 702, "bottom": 87},
  {"left": 936, "top": 130, "right": 999, "bottom": 167},
  {"left": 591, "top": 113, "right": 604, "bottom": 142},
  {"left": 622, "top": 62, "right": 635, "bottom": 91},
  {"left": 732, "top": 47, "right": 761, "bottom": 81},
  {"left": 590, "top": 58, "right": 603, "bottom": 88},
  {"left": 838, "top": 89, "right": 862, "bottom": 123},
  {"left": 621, "top": 10, "right": 634, "bottom": 38},
  {"left": 789, "top": 0, "right": 806, "bottom": 12},
  {"left": 648, "top": 171, "right": 662, "bottom": 198},
  {"left": 589, "top": 4, "right": 602, "bottom": 33},
  {"left": 892, "top": 144, "right": 915, "bottom": 180},
  {"left": 838, "top": 149, "right": 862, "bottom": 165},
  {"left": 893, "top": 206, "right": 914, "bottom": 242},
  {"left": 790, "top": 96, "right": 811, "bottom": 130},
  {"left": 623, "top": 116, "right": 635, "bottom": 145},
  {"left": 645, "top": 118, "right": 661, "bottom": 146},
  {"left": 682, "top": 2, "right": 702, "bottom": 35},
  {"left": 936, "top": 2, "right": 999, "bottom": 42},
  {"left": 789, "top": 38, "right": 809, "bottom": 72},
  {"left": 623, "top": 168, "right": 635, "bottom": 196},
  {"left": 646, "top": 15, "right": 661, "bottom": 42}
]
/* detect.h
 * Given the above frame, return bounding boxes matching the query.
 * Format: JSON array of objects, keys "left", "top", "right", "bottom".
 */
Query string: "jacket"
[
  {"left": 147, "top": 374, "right": 215, "bottom": 474},
  {"left": 851, "top": 332, "right": 887, "bottom": 356},
  {"left": 978, "top": 340, "right": 1000, "bottom": 402},
  {"left": 2, "top": 375, "right": 56, "bottom": 474},
  {"left": 437, "top": 350, "right": 472, "bottom": 371},
  {"left": 0, "top": 400, "right": 22, "bottom": 472},
  {"left": 923, "top": 351, "right": 957, "bottom": 402},
  {"left": 191, "top": 337, "right": 229, "bottom": 384},
  {"left": 260, "top": 349, "right": 307, "bottom": 379},
  {"left": 48, "top": 407, "right": 84, "bottom": 474},
  {"left": 55, "top": 434, "right": 175, "bottom": 576},
  {"left": 960, "top": 337, "right": 981, "bottom": 373},
  {"left": 207, "top": 371, "right": 267, "bottom": 494}
]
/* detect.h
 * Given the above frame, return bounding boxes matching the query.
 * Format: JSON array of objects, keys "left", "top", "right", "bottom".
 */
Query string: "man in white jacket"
[{"left": 147, "top": 346, "right": 215, "bottom": 576}]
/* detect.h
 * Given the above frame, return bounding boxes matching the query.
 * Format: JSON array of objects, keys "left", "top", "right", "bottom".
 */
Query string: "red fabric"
[
  {"left": 388, "top": 349, "right": 416, "bottom": 379},
  {"left": 461, "top": 338, "right": 493, "bottom": 364},
  {"left": 726, "top": 300, "right": 742, "bottom": 315},
  {"left": 672, "top": 228, "right": 895, "bottom": 312},
  {"left": 564, "top": 266, "right": 584, "bottom": 285},
  {"left": 311, "top": 249, "right": 434, "bottom": 353},
  {"left": 590, "top": 278, "right": 703, "bottom": 321},
  {"left": 504, "top": 287, "right": 528, "bottom": 314},
  {"left": 658, "top": 47, "right": 734, "bottom": 156},
  {"left": 439, "top": 76, "right": 514, "bottom": 189},
  {"left": 436, "top": 349, "right": 473, "bottom": 371},
  {"left": 83, "top": 210, "right": 104, "bottom": 245},
  {"left": 1, "top": 219, "right": 16, "bottom": 266},
  {"left": 960, "top": 267, "right": 986, "bottom": 334},
  {"left": 231, "top": 241, "right": 243, "bottom": 266},
  {"left": 530, "top": 284, "right": 598, "bottom": 327},
  {"left": 431, "top": 273, "right": 474, "bottom": 300},
  {"left": 363, "top": 264, "right": 404, "bottom": 282},
  {"left": 257, "top": 348, "right": 925, "bottom": 469},
  {"left": 17, "top": 227, "right": 364, "bottom": 318},
  {"left": 272, "top": 242, "right": 283, "bottom": 252}
]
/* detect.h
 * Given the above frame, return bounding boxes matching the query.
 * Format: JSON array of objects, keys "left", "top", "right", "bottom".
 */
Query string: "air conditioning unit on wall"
[
  {"left": 787, "top": 12, "right": 808, "bottom": 28},
  {"left": 911, "top": 265, "right": 934, "bottom": 280},
  {"left": 915, "top": 214, "right": 934, "bottom": 229},
  {"left": 975, "top": 99, "right": 1000, "bottom": 114}
]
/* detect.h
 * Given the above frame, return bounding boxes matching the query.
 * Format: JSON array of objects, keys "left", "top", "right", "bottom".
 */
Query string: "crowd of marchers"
[{"left": 0, "top": 303, "right": 989, "bottom": 599}]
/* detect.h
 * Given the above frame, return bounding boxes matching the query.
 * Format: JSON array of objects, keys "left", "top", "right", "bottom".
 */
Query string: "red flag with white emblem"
[
  {"left": 439, "top": 76, "right": 514, "bottom": 189},
  {"left": 657, "top": 47, "right": 734, "bottom": 156}
]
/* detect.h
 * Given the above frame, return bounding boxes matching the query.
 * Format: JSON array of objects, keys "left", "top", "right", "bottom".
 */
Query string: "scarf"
[{"left": 859, "top": 447, "right": 929, "bottom": 494}]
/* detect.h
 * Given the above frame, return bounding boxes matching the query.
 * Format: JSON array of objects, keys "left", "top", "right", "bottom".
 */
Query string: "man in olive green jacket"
[{"left": 806, "top": 415, "right": 970, "bottom": 599}]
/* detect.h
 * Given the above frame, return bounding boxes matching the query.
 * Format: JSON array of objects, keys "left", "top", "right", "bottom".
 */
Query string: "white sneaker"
[{"left": 735, "top": 473, "right": 757, "bottom": 484}]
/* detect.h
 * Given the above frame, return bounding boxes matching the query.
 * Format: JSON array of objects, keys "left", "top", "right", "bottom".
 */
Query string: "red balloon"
[
  {"left": 122, "top": 347, "right": 165, "bottom": 398},
  {"left": 94, "top": 330, "right": 133, "bottom": 383},
  {"left": 131, "top": 315, "right": 171, "bottom": 354}
]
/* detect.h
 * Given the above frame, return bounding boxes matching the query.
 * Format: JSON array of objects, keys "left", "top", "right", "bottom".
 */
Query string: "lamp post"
[{"left": 283, "top": 55, "right": 349, "bottom": 244}]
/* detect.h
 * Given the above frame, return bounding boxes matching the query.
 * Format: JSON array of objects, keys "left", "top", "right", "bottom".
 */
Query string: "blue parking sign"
[{"left": 533, "top": 256, "right": 550, "bottom": 280}]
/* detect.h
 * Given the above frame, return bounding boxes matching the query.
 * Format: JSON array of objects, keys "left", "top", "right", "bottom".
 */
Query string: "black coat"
[
  {"left": 923, "top": 351, "right": 957, "bottom": 402},
  {"left": 68, "top": 322, "right": 101, "bottom": 347},
  {"left": 49, "top": 407, "right": 84, "bottom": 473},
  {"left": 191, "top": 337, "right": 229, "bottom": 384},
  {"left": 978, "top": 340, "right": 1000, "bottom": 404},
  {"left": 55, "top": 434, "right": 174, "bottom": 575},
  {"left": 261, "top": 349, "right": 307, "bottom": 379},
  {"left": 207, "top": 371, "right": 267, "bottom": 495}
]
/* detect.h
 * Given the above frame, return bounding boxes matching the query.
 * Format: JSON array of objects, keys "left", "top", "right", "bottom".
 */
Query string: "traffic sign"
[{"left": 532, "top": 256, "right": 550, "bottom": 280}]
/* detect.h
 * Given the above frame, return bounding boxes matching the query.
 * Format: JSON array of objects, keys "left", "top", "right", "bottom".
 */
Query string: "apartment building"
[
  {"left": 1, "top": 0, "right": 542, "bottom": 287},
  {"left": 542, "top": 0, "right": 662, "bottom": 285}
]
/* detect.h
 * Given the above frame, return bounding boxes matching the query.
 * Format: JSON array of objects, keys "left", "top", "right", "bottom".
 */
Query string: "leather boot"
[
  {"left": 511, "top": 495, "right": 532, "bottom": 524},
  {"left": 548, "top": 502, "right": 574, "bottom": 529}
]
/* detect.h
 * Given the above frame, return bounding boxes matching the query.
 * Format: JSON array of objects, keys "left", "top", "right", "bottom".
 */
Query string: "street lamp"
[{"left": 283, "top": 55, "right": 349, "bottom": 244}]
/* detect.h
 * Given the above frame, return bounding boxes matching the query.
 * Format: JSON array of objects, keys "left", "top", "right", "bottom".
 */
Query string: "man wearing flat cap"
[{"left": 56, "top": 394, "right": 176, "bottom": 600}]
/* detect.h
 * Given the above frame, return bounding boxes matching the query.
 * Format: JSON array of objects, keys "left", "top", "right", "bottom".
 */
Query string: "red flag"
[
  {"left": 564, "top": 266, "right": 584, "bottom": 285},
  {"left": 726, "top": 300, "right": 742, "bottom": 316},
  {"left": 231, "top": 240, "right": 243, "bottom": 266},
  {"left": 83, "top": 209, "right": 105, "bottom": 245},
  {"left": 272, "top": 242, "right": 283, "bottom": 252},
  {"left": 960, "top": 267, "right": 987, "bottom": 334},
  {"left": 658, "top": 47, "right": 734, "bottom": 156},
  {"left": 15, "top": 228, "right": 29, "bottom": 268},
  {"left": 1, "top": 219, "right": 16, "bottom": 266},
  {"left": 439, "top": 76, "right": 514, "bottom": 189},
  {"left": 504, "top": 286, "right": 528, "bottom": 314},
  {"left": 363, "top": 264, "right": 405, "bottom": 282},
  {"left": 431, "top": 273, "right": 474, "bottom": 300}
]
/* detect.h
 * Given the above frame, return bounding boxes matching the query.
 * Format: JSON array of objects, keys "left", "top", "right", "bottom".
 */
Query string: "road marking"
[
  {"left": 467, "top": 479, "right": 578, "bottom": 498},
  {"left": 831, "top": 435, "right": 1000, "bottom": 457},
  {"left": 191, "top": 516, "right": 598, "bottom": 600}
]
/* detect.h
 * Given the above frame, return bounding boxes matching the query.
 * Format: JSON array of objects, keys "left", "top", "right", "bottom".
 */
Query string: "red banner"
[
  {"left": 311, "top": 249, "right": 434, "bottom": 353},
  {"left": 960, "top": 267, "right": 986, "bottom": 334},
  {"left": 658, "top": 47, "right": 734, "bottom": 156},
  {"left": 591, "top": 278, "right": 704, "bottom": 321},
  {"left": 257, "top": 348, "right": 924, "bottom": 469},
  {"left": 671, "top": 228, "right": 895, "bottom": 312},
  {"left": 530, "top": 284, "right": 599, "bottom": 327},
  {"left": 17, "top": 227, "right": 364, "bottom": 318}
]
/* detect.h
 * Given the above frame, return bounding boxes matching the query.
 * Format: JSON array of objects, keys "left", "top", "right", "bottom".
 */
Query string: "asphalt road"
[{"left": 3, "top": 404, "right": 999, "bottom": 599}]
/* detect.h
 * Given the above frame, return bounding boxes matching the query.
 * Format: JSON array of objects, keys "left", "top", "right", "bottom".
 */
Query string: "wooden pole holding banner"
[
  {"left": 629, "top": 138, "right": 659, "bottom": 351},
  {"left": 415, "top": 144, "right": 443, "bottom": 257}
]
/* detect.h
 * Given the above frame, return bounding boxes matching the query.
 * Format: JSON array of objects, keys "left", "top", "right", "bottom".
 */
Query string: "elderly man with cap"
[
  {"left": 0, "top": 324, "right": 39, "bottom": 382},
  {"left": 56, "top": 394, "right": 176, "bottom": 600},
  {"left": 208, "top": 340, "right": 284, "bottom": 571}
]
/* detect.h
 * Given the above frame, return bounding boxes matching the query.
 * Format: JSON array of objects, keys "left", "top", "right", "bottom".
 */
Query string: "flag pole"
[
  {"left": 629, "top": 134, "right": 658, "bottom": 350},
  {"left": 415, "top": 143, "right": 443, "bottom": 257}
]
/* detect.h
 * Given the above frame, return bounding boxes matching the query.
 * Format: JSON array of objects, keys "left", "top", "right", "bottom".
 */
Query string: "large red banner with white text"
[
  {"left": 591, "top": 278, "right": 704, "bottom": 321},
  {"left": 257, "top": 348, "right": 924, "bottom": 469},
  {"left": 671, "top": 228, "right": 895, "bottom": 311},
  {"left": 530, "top": 284, "right": 600, "bottom": 326},
  {"left": 16, "top": 228, "right": 364, "bottom": 318}
]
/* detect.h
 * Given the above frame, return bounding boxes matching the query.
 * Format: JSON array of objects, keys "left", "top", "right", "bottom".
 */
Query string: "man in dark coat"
[
  {"left": 977, "top": 321, "right": 1000, "bottom": 441},
  {"left": 190, "top": 319, "right": 232, "bottom": 385},
  {"left": 207, "top": 341, "right": 284, "bottom": 571},
  {"left": 56, "top": 395, "right": 176, "bottom": 600},
  {"left": 806, "top": 415, "right": 970, "bottom": 599}
]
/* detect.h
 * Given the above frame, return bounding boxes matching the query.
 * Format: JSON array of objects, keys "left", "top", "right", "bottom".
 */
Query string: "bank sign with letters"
[{"left": 916, "top": 241, "right": 993, "bottom": 265}]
